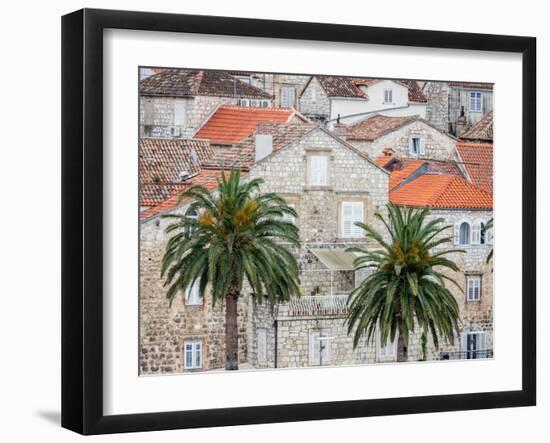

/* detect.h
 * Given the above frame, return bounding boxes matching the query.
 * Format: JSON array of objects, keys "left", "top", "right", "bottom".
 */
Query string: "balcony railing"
[
  {"left": 439, "top": 349, "right": 494, "bottom": 360},
  {"left": 283, "top": 294, "right": 349, "bottom": 317}
]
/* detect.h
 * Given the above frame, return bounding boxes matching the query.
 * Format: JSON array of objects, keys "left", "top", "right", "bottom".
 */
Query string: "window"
[
  {"left": 184, "top": 340, "right": 202, "bottom": 369},
  {"left": 466, "top": 276, "right": 481, "bottom": 301},
  {"left": 469, "top": 91, "right": 482, "bottom": 113},
  {"left": 457, "top": 221, "right": 471, "bottom": 245},
  {"left": 461, "top": 331, "right": 488, "bottom": 359},
  {"left": 341, "top": 202, "right": 363, "bottom": 238},
  {"left": 409, "top": 136, "right": 425, "bottom": 155},
  {"left": 280, "top": 86, "right": 296, "bottom": 108},
  {"left": 309, "top": 329, "right": 331, "bottom": 366},
  {"left": 472, "top": 221, "right": 481, "bottom": 244},
  {"left": 308, "top": 155, "right": 328, "bottom": 186},
  {"left": 174, "top": 102, "right": 186, "bottom": 126},
  {"left": 376, "top": 331, "right": 396, "bottom": 359},
  {"left": 257, "top": 329, "right": 267, "bottom": 364},
  {"left": 185, "top": 280, "right": 203, "bottom": 305},
  {"left": 384, "top": 89, "right": 393, "bottom": 104},
  {"left": 479, "top": 222, "right": 486, "bottom": 244}
]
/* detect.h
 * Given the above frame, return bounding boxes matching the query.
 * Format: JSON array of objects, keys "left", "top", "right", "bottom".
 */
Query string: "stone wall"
[
  {"left": 248, "top": 128, "right": 390, "bottom": 243},
  {"left": 349, "top": 120, "right": 457, "bottom": 161},
  {"left": 449, "top": 87, "right": 493, "bottom": 136},
  {"left": 139, "top": 95, "right": 238, "bottom": 139},
  {"left": 298, "top": 77, "right": 330, "bottom": 121},
  {"left": 251, "top": 74, "right": 311, "bottom": 108},
  {"left": 425, "top": 81, "right": 450, "bottom": 132},
  {"left": 139, "top": 212, "right": 251, "bottom": 374}
]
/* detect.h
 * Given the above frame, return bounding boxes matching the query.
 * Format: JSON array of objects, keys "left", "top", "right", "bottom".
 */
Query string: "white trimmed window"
[
  {"left": 184, "top": 340, "right": 202, "bottom": 369},
  {"left": 185, "top": 280, "right": 203, "bottom": 305},
  {"left": 409, "top": 136, "right": 425, "bottom": 155},
  {"left": 456, "top": 221, "right": 471, "bottom": 245},
  {"left": 174, "top": 101, "right": 186, "bottom": 126},
  {"left": 461, "top": 331, "right": 488, "bottom": 359},
  {"left": 469, "top": 91, "right": 482, "bottom": 113},
  {"left": 472, "top": 221, "right": 481, "bottom": 244},
  {"left": 280, "top": 86, "right": 296, "bottom": 108},
  {"left": 309, "top": 329, "right": 331, "bottom": 366},
  {"left": 341, "top": 202, "right": 363, "bottom": 238},
  {"left": 308, "top": 155, "right": 328, "bottom": 186},
  {"left": 384, "top": 89, "right": 393, "bottom": 104},
  {"left": 466, "top": 275, "right": 481, "bottom": 301}
]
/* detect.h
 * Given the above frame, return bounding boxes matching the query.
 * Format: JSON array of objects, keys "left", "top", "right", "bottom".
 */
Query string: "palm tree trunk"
[
  {"left": 397, "top": 333, "right": 408, "bottom": 362},
  {"left": 225, "top": 278, "right": 240, "bottom": 370}
]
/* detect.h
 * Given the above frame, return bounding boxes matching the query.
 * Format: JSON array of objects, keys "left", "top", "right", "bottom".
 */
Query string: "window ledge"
[{"left": 304, "top": 186, "right": 332, "bottom": 191}]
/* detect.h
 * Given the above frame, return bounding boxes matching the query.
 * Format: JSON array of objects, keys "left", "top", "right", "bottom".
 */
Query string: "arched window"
[{"left": 459, "top": 222, "right": 471, "bottom": 245}]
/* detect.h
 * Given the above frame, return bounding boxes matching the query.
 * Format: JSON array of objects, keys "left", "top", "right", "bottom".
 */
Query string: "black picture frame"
[{"left": 61, "top": 8, "right": 537, "bottom": 435}]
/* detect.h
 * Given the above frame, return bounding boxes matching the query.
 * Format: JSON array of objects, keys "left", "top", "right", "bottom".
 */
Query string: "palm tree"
[
  {"left": 161, "top": 170, "right": 301, "bottom": 370},
  {"left": 346, "top": 203, "right": 464, "bottom": 362}
]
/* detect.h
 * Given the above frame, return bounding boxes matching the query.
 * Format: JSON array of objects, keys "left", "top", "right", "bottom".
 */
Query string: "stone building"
[
  {"left": 139, "top": 68, "right": 272, "bottom": 139},
  {"left": 344, "top": 114, "right": 458, "bottom": 161},
  {"left": 298, "top": 76, "right": 427, "bottom": 126},
  {"left": 231, "top": 72, "right": 311, "bottom": 109},
  {"left": 460, "top": 111, "right": 493, "bottom": 144}
]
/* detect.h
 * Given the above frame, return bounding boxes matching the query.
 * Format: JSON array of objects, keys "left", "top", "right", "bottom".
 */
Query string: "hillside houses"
[{"left": 138, "top": 68, "right": 494, "bottom": 373}]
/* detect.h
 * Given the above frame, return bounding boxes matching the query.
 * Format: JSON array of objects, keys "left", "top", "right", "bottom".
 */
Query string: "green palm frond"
[
  {"left": 346, "top": 203, "right": 463, "bottom": 354},
  {"left": 161, "top": 170, "right": 301, "bottom": 306}
]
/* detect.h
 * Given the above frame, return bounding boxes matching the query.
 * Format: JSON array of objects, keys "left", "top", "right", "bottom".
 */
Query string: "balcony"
[
  {"left": 277, "top": 294, "right": 349, "bottom": 318},
  {"left": 439, "top": 349, "right": 494, "bottom": 360}
]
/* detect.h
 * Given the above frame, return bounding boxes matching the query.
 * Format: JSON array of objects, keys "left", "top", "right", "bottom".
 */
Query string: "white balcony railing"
[{"left": 283, "top": 294, "right": 349, "bottom": 317}]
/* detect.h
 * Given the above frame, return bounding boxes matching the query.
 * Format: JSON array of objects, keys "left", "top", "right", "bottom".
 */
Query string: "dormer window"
[
  {"left": 409, "top": 136, "right": 425, "bottom": 155},
  {"left": 384, "top": 89, "right": 393, "bottom": 104}
]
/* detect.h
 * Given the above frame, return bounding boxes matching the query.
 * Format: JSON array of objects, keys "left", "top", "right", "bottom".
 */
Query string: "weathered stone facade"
[
  {"left": 298, "top": 77, "right": 330, "bottom": 122},
  {"left": 349, "top": 119, "right": 457, "bottom": 161},
  {"left": 425, "top": 81, "right": 450, "bottom": 133},
  {"left": 139, "top": 95, "right": 239, "bottom": 139},
  {"left": 250, "top": 73, "right": 311, "bottom": 109},
  {"left": 449, "top": 86, "right": 494, "bottom": 137},
  {"left": 139, "top": 214, "right": 251, "bottom": 374}
]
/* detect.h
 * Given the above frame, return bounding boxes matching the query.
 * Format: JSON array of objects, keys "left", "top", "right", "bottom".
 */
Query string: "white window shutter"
[
  {"left": 472, "top": 222, "right": 481, "bottom": 244},
  {"left": 342, "top": 203, "right": 353, "bottom": 237},
  {"left": 174, "top": 102, "right": 186, "bottom": 126},
  {"left": 460, "top": 332, "right": 468, "bottom": 352},
  {"left": 419, "top": 138, "right": 426, "bottom": 155},
  {"left": 309, "top": 331, "right": 320, "bottom": 365},
  {"left": 352, "top": 203, "right": 363, "bottom": 237}
]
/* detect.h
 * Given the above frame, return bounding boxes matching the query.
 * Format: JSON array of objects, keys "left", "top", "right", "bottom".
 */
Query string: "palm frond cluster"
[
  {"left": 161, "top": 170, "right": 301, "bottom": 306},
  {"left": 346, "top": 204, "right": 464, "bottom": 353}
]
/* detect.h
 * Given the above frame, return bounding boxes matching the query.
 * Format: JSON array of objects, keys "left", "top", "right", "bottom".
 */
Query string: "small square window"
[
  {"left": 309, "top": 329, "right": 331, "bottom": 366},
  {"left": 409, "top": 136, "right": 425, "bottom": 155},
  {"left": 466, "top": 276, "right": 481, "bottom": 302},
  {"left": 384, "top": 89, "right": 393, "bottom": 103},
  {"left": 341, "top": 202, "right": 363, "bottom": 238}
]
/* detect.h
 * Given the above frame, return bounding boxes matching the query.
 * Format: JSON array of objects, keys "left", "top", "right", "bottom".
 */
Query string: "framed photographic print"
[{"left": 61, "top": 8, "right": 536, "bottom": 435}]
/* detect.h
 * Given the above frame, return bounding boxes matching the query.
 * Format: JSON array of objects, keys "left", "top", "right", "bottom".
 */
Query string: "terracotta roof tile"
[
  {"left": 202, "top": 123, "right": 317, "bottom": 170},
  {"left": 139, "top": 138, "right": 214, "bottom": 206},
  {"left": 448, "top": 82, "right": 494, "bottom": 90},
  {"left": 346, "top": 115, "right": 419, "bottom": 141},
  {"left": 313, "top": 77, "right": 427, "bottom": 103},
  {"left": 140, "top": 169, "right": 234, "bottom": 220},
  {"left": 139, "top": 69, "right": 272, "bottom": 99},
  {"left": 461, "top": 111, "right": 493, "bottom": 142},
  {"left": 390, "top": 174, "right": 492, "bottom": 209},
  {"left": 195, "top": 105, "right": 299, "bottom": 144},
  {"left": 456, "top": 142, "right": 493, "bottom": 194}
]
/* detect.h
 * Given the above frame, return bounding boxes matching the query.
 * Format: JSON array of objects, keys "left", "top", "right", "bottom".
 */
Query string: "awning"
[{"left": 309, "top": 248, "right": 358, "bottom": 271}]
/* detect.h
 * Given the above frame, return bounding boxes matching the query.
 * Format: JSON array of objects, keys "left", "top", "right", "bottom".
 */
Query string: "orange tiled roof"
[
  {"left": 139, "top": 138, "right": 214, "bottom": 207},
  {"left": 389, "top": 160, "right": 425, "bottom": 189},
  {"left": 346, "top": 115, "right": 419, "bottom": 141},
  {"left": 456, "top": 142, "right": 493, "bottom": 194},
  {"left": 140, "top": 169, "right": 234, "bottom": 220},
  {"left": 390, "top": 174, "right": 492, "bottom": 209},
  {"left": 461, "top": 111, "right": 493, "bottom": 142},
  {"left": 195, "top": 105, "right": 299, "bottom": 144}
]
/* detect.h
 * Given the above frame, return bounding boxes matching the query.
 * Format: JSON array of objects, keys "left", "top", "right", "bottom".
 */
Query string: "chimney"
[
  {"left": 382, "top": 147, "right": 395, "bottom": 157},
  {"left": 456, "top": 106, "right": 468, "bottom": 137},
  {"left": 255, "top": 123, "right": 273, "bottom": 163}
]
